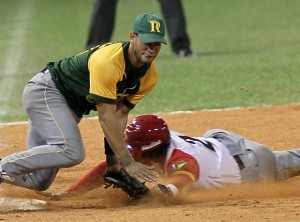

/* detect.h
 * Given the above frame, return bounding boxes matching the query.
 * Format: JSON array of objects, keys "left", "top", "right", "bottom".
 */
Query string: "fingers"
[
  {"left": 126, "top": 162, "right": 158, "bottom": 183},
  {"left": 139, "top": 164, "right": 158, "bottom": 182},
  {"left": 136, "top": 170, "right": 158, "bottom": 183},
  {"left": 145, "top": 164, "right": 155, "bottom": 170}
]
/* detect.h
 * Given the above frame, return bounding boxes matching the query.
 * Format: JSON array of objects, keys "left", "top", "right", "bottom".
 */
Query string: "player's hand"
[{"left": 124, "top": 161, "right": 158, "bottom": 183}]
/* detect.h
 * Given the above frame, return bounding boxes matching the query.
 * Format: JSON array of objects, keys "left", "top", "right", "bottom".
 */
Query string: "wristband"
[
  {"left": 165, "top": 184, "right": 179, "bottom": 196},
  {"left": 104, "top": 137, "right": 114, "bottom": 155}
]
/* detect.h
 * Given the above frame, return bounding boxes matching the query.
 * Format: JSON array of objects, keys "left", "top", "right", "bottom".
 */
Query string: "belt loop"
[{"left": 233, "top": 155, "right": 245, "bottom": 170}]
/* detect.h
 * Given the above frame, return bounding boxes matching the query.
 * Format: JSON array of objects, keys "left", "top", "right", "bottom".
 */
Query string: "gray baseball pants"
[
  {"left": 1, "top": 71, "right": 85, "bottom": 191},
  {"left": 203, "top": 129, "right": 300, "bottom": 183}
]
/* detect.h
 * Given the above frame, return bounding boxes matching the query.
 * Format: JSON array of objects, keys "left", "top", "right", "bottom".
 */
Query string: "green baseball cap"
[{"left": 132, "top": 13, "right": 167, "bottom": 45}]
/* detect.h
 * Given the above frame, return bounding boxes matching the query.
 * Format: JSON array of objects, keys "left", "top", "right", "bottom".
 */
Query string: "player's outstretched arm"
[
  {"left": 36, "top": 161, "right": 107, "bottom": 199},
  {"left": 153, "top": 155, "right": 199, "bottom": 197},
  {"left": 66, "top": 161, "right": 107, "bottom": 193}
]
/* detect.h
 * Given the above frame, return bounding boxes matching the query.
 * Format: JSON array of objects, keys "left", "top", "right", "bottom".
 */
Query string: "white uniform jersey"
[{"left": 164, "top": 131, "right": 241, "bottom": 189}]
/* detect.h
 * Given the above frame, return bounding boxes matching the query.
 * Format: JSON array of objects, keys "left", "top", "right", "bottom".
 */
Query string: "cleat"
[{"left": 0, "top": 171, "right": 14, "bottom": 183}]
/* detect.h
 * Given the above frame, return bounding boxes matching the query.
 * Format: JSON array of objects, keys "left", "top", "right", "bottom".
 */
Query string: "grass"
[{"left": 0, "top": 0, "right": 300, "bottom": 122}]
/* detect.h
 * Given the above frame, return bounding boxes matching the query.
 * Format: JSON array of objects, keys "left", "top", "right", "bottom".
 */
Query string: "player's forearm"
[
  {"left": 98, "top": 111, "right": 134, "bottom": 165},
  {"left": 65, "top": 161, "right": 107, "bottom": 193},
  {"left": 114, "top": 106, "right": 133, "bottom": 165},
  {"left": 100, "top": 123, "right": 130, "bottom": 158}
]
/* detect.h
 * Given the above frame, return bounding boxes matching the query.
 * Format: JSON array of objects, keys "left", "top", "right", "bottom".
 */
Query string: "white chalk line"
[
  {"left": 0, "top": 103, "right": 290, "bottom": 127},
  {"left": 1, "top": 103, "right": 299, "bottom": 150},
  {"left": 0, "top": 106, "right": 245, "bottom": 127},
  {"left": 0, "top": 1, "right": 34, "bottom": 116}
]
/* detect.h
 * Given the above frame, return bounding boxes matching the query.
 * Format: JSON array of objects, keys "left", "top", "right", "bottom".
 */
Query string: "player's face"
[{"left": 129, "top": 32, "right": 162, "bottom": 67}]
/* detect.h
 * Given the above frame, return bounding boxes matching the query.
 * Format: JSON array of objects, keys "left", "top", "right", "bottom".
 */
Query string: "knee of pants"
[
  {"left": 29, "top": 169, "right": 58, "bottom": 191},
  {"left": 63, "top": 145, "right": 85, "bottom": 166},
  {"left": 203, "top": 129, "right": 227, "bottom": 138},
  {"left": 49, "top": 143, "right": 85, "bottom": 168},
  {"left": 70, "top": 153, "right": 85, "bottom": 166},
  {"left": 244, "top": 146, "right": 276, "bottom": 182}
]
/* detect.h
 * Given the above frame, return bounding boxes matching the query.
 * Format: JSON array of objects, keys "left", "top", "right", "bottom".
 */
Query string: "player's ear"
[{"left": 129, "top": 32, "right": 135, "bottom": 42}]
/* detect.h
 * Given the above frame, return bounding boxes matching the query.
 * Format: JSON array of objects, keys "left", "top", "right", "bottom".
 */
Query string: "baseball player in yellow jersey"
[{"left": 0, "top": 13, "right": 166, "bottom": 193}]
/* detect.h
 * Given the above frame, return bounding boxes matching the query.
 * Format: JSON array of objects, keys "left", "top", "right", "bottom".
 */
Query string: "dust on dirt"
[{"left": 0, "top": 104, "right": 300, "bottom": 221}]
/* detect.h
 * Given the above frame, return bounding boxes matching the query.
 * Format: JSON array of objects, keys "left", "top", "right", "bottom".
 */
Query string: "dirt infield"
[{"left": 0, "top": 104, "right": 300, "bottom": 221}]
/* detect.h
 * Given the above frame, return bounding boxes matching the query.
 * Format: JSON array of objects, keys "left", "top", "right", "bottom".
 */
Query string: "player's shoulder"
[
  {"left": 146, "top": 61, "right": 158, "bottom": 78},
  {"left": 90, "top": 42, "right": 124, "bottom": 60},
  {"left": 88, "top": 42, "right": 125, "bottom": 70}
]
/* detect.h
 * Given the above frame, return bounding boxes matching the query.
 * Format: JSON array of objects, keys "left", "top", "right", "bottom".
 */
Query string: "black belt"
[
  {"left": 41, "top": 68, "right": 49, "bottom": 74},
  {"left": 233, "top": 155, "right": 245, "bottom": 170}
]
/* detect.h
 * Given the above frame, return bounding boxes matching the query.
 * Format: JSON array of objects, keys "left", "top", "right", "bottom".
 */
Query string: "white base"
[{"left": 0, "top": 197, "right": 47, "bottom": 212}]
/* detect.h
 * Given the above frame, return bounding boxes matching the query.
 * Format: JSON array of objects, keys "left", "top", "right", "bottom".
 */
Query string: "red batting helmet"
[{"left": 124, "top": 114, "right": 171, "bottom": 160}]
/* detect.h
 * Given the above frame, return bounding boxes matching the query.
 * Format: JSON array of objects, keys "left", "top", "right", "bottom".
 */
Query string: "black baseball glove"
[{"left": 103, "top": 168, "right": 149, "bottom": 200}]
